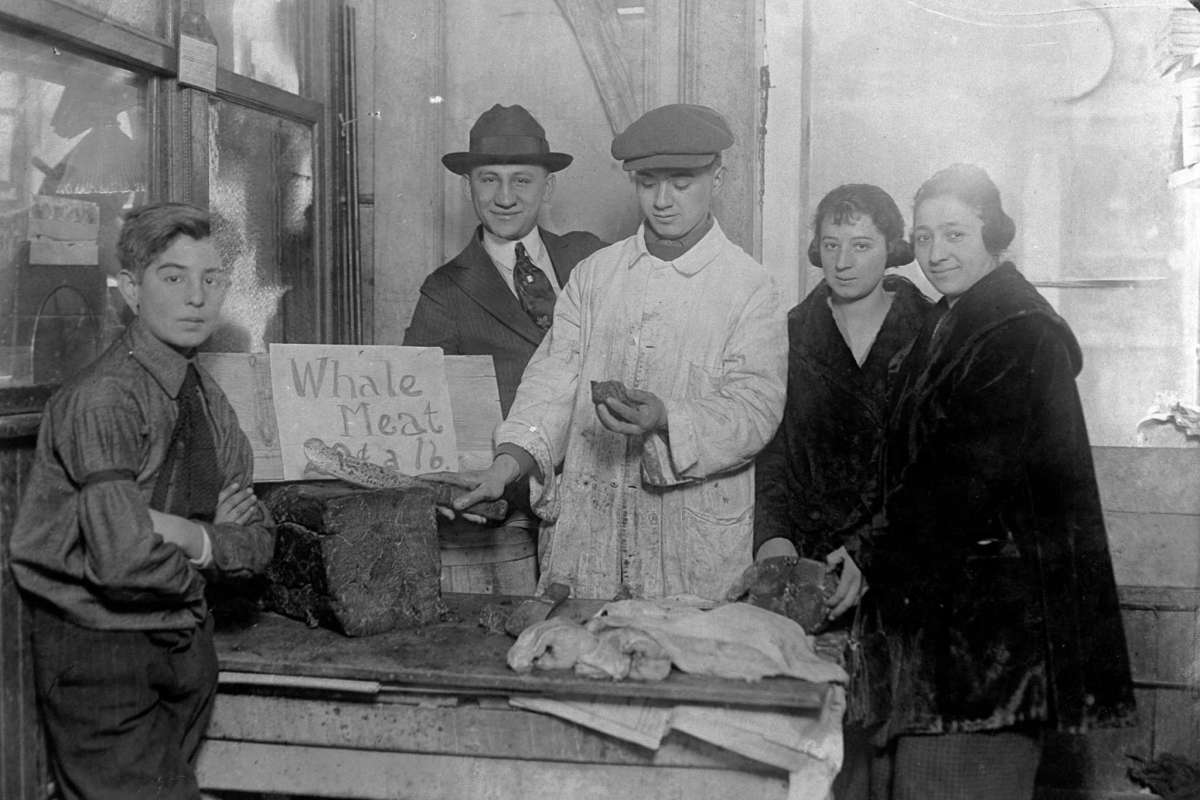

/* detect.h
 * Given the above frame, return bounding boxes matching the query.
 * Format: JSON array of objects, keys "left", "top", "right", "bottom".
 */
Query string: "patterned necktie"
[
  {"left": 512, "top": 242, "right": 556, "bottom": 331},
  {"left": 152, "top": 363, "right": 222, "bottom": 522}
]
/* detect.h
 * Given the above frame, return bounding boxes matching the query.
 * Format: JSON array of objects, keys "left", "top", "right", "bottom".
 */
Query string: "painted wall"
[
  {"left": 362, "top": 0, "right": 764, "bottom": 344},
  {"left": 440, "top": 1, "right": 638, "bottom": 261},
  {"left": 761, "top": 0, "right": 807, "bottom": 310},
  {"left": 766, "top": 0, "right": 1196, "bottom": 448},
  {"left": 360, "top": 1, "right": 1199, "bottom": 445}
]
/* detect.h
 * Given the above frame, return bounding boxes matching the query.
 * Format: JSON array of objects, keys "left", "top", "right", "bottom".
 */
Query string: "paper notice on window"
[{"left": 178, "top": 34, "right": 217, "bottom": 92}]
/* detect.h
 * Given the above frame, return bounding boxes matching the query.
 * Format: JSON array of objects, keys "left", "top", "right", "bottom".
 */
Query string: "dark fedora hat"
[{"left": 442, "top": 104, "right": 573, "bottom": 175}]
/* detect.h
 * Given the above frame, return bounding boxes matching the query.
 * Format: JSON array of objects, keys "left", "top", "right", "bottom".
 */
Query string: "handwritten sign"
[{"left": 268, "top": 344, "right": 459, "bottom": 481}]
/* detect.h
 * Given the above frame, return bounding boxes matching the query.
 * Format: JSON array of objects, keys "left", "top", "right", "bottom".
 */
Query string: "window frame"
[{"left": 0, "top": 0, "right": 342, "bottom": 419}]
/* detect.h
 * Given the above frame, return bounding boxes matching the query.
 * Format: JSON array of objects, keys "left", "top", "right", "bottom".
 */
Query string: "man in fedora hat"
[
  {"left": 404, "top": 103, "right": 605, "bottom": 415},
  {"left": 446, "top": 104, "right": 786, "bottom": 602},
  {"left": 405, "top": 104, "right": 605, "bottom": 562}
]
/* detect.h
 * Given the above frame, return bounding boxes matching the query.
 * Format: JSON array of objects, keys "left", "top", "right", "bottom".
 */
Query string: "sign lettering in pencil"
[{"left": 268, "top": 344, "right": 459, "bottom": 481}]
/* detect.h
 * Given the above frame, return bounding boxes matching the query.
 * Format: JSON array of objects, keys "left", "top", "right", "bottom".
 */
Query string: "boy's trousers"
[{"left": 29, "top": 599, "right": 218, "bottom": 800}]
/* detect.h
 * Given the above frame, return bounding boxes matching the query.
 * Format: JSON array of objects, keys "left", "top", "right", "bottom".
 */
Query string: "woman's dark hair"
[
  {"left": 913, "top": 163, "right": 1015, "bottom": 255},
  {"left": 807, "top": 183, "right": 913, "bottom": 268},
  {"left": 117, "top": 202, "right": 212, "bottom": 279}
]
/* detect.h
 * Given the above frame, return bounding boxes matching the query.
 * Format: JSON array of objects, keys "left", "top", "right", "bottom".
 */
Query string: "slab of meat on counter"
[{"left": 259, "top": 482, "right": 448, "bottom": 636}]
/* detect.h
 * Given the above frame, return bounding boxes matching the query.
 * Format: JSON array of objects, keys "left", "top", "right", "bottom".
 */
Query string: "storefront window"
[
  {"left": 807, "top": 0, "right": 1193, "bottom": 446},
  {"left": 207, "top": 0, "right": 302, "bottom": 94},
  {"left": 207, "top": 97, "right": 315, "bottom": 352},
  {"left": 54, "top": 0, "right": 167, "bottom": 39},
  {"left": 0, "top": 30, "right": 148, "bottom": 387}
]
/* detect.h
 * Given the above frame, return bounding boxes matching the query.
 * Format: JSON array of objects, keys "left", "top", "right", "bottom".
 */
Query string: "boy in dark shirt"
[{"left": 9, "top": 202, "right": 276, "bottom": 799}]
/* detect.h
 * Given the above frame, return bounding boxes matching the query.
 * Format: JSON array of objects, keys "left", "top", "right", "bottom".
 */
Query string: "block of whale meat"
[
  {"left": 260, "top": 482, "right": 448, "bottom": 636},
  {"left": 590, "top": 379, "right": 632, "bottom": 406}
]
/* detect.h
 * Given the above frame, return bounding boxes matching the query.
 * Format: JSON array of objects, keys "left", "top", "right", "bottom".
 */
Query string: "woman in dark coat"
[
  {"left": 859, "top": 164, "right": 1135, "bottom": 799},
  {"left": 753, "top": 184, "right": 931, "bottom": 800},
  {"left": 754, "top": 184, "right": 930, "bottom": 594}
]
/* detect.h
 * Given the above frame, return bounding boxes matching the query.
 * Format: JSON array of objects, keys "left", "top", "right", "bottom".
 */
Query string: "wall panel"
[{"left": 0, "top": 426, "right": 44, "bottom": 800}]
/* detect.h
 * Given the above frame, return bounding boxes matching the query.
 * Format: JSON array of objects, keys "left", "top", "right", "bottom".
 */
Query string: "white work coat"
[{"left": 496, "top": 221, "right": 787, "bottom": 600}]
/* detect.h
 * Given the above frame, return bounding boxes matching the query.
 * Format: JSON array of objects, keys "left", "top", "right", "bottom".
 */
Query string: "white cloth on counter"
[
  {"left": 496, "top": 220, "right": 787, "bottom": 601},
  {"left": 589, "top": 600, "right": 848, "bottom": 684},
  {"left": 506, "top": 599, "right": 848, "bottom": 685}
]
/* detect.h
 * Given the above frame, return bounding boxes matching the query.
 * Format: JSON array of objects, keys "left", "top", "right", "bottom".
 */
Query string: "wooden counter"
[{"left": 197, "top": 593, "right": 832, "bottom": 799}]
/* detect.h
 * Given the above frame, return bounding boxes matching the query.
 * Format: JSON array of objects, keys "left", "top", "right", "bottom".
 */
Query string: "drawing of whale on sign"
[{"left": 268, "top": 343, "right": 459, "bottom": 482}]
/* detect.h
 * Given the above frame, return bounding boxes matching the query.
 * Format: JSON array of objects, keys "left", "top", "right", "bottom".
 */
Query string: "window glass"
[
  {"left": 207, "top": 0, "right": 302, "bottom": 94},
  {"left": 54, "top": 0, "right": 168, "bottom": 39},
  {"left": 808, "top": 0, "right": 1193, "bottom": 446},
  {"left": 0, "top": 30, "right": 148, "bottom": 387},
  {"left": 207, "top": 97, "right": 315, "bottom": 352}
]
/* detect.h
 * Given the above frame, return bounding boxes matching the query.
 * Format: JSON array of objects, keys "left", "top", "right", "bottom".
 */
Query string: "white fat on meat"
[
  {"left": 506, "top": 600, "right": 847, "bottom": 685},
  {"left": 588, "top": 601, "right": 849, "bottom": 684},
  {"left": 506, "top": 617, "right": 600, "bottom": 673}
]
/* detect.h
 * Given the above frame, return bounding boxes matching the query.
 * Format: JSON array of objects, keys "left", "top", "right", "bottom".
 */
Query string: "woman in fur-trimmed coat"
[
  {"left": 753, "top": 183, "right": 932, "bottom": 800},
  {"left": 856, "top": 164, "right": 1135, "bottom": 800},
  {"left": 753, "top": 184, "right": 931, "bottom": 571}
]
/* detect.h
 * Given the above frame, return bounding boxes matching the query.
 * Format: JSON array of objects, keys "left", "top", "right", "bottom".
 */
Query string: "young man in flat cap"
[
  {"left": 404, "top": 103, "right": 605, "bottom": 415},
  {"left": 450, "top": 104, "right": 787, "bottom": 601}
]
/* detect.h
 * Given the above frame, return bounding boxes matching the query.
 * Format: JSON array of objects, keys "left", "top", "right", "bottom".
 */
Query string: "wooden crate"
[
  {"left": 1037, "top": 447, "right": 1200, "bottom": 798},
  {"left": 0, "top": 414, "right": 48, "bottom": 800}
]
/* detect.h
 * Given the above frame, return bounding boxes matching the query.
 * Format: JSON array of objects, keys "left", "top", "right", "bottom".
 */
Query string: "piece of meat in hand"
[
  {"left": 590, "top": 380, "right": 632, "bottom": 406},
  {"left": 726, "top": 556, "right": 837, "bottom": 633}
]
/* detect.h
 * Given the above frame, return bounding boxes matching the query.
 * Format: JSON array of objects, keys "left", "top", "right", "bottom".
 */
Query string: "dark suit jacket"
[{"left": 403, "top": 226, "right": 606, "bottom": 415}]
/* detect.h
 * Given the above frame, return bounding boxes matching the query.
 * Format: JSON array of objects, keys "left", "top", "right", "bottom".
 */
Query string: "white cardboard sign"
[{"left": 268, "top": 344, "right": 458, "bottom": 481}]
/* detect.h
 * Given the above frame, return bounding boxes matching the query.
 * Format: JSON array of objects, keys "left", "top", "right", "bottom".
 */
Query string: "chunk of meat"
[
  {"left": 506, "top": 617, "right": 600, "bottom": 673},
  {"left": 725, "top": 556, "right": 838, "bottom": 633},
  {"left": 590, "top": 380, "right": 632, "bottom": 406}
]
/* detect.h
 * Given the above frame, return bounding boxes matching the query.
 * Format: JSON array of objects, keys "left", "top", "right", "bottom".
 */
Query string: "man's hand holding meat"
[{"left": 595, "top": 387, "right": 667, "bottom": 436}]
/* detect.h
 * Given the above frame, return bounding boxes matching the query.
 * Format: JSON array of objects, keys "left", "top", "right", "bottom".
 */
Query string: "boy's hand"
[
  {"left": 148, "top": 509, "right": 206, "bottom": 561},
  {"left": 596, "top": 388, "right": 667, "bottom": 435},
  {"left": 214, "top": 483, "right": 259, "bottom": 526}
]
